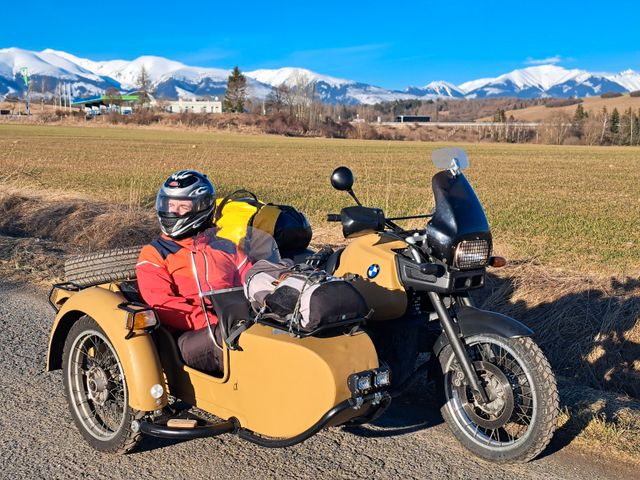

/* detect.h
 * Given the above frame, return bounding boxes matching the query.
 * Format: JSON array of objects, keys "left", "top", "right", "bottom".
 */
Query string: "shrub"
[
  {"left": 630, "top": 90, "right": 640, "bottom": 98},
  {"left": 600, "top": 92, "right": 623, "bottom": 99},
  {"left": 545, "top": 98, "right": 583, "bottom": 108}
]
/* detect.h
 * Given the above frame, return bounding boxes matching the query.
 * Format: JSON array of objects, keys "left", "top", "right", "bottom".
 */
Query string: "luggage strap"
[{"left": 225, "top": 318, "right": 254, "bottom": 347}]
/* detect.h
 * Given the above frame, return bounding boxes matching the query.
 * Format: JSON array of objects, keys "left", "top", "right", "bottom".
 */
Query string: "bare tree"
[
  {"left": 541, "top": 111, "right": 572, "bottom": 145},
  {"left": 266, "top": 84, "right": 293, "bottom": 113},
  {"left": 136, "top": 66, "right": 152, "bottom": 106}
]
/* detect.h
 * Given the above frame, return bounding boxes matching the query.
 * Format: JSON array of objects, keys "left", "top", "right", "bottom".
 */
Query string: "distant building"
[
  {"left": 167, "top": 99, "right": 222, "bottom": 114},
  {"left": 71, "top": 92, "right": 155, "bottom": 116},
  {"left": 395, "top": 115, "right": 431, "bottom": 123}
]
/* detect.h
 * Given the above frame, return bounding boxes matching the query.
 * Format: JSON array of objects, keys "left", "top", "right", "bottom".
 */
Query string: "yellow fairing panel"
[
  {"left": 47, "top": 286, "right": 167, "bottom": 412},
  {"left": 162, "top": 324, "right": 378, "bottom": 438},
  {"left": 334, "top": 233, "right": 408, "bottom": 320}
]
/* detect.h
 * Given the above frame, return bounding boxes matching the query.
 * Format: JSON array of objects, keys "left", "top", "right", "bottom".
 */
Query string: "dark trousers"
[{"left": 177, "top": 324, "right": 224, "bottom": 373}]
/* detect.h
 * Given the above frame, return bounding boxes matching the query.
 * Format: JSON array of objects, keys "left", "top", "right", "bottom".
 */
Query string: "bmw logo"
[{"left": 367, "top": 264, "right": 380, "bottom": 279}]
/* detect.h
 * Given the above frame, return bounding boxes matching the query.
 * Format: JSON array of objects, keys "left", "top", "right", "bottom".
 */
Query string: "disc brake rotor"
[{"left": 453, "top": 360, "right": 515, "bottom": 430}]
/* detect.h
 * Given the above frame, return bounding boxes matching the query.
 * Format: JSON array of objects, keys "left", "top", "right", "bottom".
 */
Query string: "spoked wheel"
[
  {"left": 62, "top": 316, "right": 143, "bottom": 453},
  {"left": 439, "top": 334, "right": 558, "bottom": 463}
]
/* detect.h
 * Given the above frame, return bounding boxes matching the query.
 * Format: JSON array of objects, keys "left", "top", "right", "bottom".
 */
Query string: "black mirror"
[{"left": 331, "top": 167, "right": 354, "bottom": 191}]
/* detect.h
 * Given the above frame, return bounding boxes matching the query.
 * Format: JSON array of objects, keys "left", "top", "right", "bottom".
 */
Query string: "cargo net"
[{"left": 454, "top": 240, "right": 490, "bottom": 269}]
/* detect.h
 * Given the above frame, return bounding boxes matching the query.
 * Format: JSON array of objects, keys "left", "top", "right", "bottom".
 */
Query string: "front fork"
[{"left": 427, "top": 291, "right": 490, "bottom": 404}]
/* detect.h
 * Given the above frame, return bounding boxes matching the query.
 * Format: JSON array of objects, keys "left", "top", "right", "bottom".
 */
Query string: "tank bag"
[
  {"left": 244, "top": 259, "right": 369, "bottom": 332},
  {"left": 214, "top": 190, "right": 312, "bottom": 253}
]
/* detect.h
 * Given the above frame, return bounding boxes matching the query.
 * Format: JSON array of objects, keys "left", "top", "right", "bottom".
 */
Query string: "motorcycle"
[{"left": 318, "top": 147, "right": 559, "bottom": 463}]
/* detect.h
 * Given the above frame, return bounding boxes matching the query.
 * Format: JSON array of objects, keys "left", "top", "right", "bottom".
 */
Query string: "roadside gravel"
[{"left": 0, "top": 282, "right": 636, "bottom": 480}]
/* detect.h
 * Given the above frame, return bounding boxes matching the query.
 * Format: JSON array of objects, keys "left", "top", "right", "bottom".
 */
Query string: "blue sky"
[{"left": 2, "top": 0, "right": 639, "bottom": 89}]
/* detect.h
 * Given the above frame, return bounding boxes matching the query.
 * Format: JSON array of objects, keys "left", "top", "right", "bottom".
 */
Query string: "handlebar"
[{"left": 326, "top": 214, "right": 341, "bottom": 222}]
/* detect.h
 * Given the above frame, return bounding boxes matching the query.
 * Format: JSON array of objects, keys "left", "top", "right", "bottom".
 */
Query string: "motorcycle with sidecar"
[{"left": 46, "top": 147, "right": 558, "bottom": 463}]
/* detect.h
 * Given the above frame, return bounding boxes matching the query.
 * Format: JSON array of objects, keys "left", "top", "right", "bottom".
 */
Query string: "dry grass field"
[
  {"left": 0, "top": 123, "right": 639, "bottom": 274},
  {"left": 479, "top": 94, "right": 640, "bottom": 123}
]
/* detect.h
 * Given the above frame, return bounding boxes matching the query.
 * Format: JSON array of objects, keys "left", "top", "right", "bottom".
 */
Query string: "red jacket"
[{"left": 136, "top": 229, "right": 252, "bottom": 331}]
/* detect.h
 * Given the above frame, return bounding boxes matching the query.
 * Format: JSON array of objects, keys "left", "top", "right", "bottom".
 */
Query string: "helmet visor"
[{"left": 156, "top": 193, "right": 213, "bottom": 216}]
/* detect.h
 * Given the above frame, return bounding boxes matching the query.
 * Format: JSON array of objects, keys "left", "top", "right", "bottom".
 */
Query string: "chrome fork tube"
[{"left": 428, "top": 290, "right": 489, "bottom": 403}]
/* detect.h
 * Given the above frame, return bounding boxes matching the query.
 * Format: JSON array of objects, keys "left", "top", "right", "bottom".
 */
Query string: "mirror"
[
  {"left": 330, "top": 166, "right": 355, "bottom": 191},
  {"left": 432, "top": 147, "right": 469, "bottom": 171}
]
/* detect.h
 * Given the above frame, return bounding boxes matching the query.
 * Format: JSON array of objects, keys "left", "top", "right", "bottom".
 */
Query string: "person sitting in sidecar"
[{"left": 136, "top": 170, "right": 254, "bottom": 373}]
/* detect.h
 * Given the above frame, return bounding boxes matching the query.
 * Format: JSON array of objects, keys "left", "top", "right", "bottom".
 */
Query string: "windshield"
[
  {"left": 432, "top": 147, "right": 469, "bottom": 171},
  {"left": 213, "top": 226, "right": 282, "bottom": 264}
]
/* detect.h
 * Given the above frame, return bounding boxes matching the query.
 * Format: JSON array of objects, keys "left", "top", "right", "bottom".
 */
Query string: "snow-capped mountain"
[
  {"left": 405, "top": 81, "right": 464, "bottom": 98},
  {"left": 245, "top": 67, "right": 418, "bottom": 105},
  {"left": 1, "top": 47, "right": 639, "bottom": 105},
  {"left": 459, "top": 65, "right": 630, "bottom": 98},
  {"left": 0, "top": 47, "right": 119, "bottom": 98}
]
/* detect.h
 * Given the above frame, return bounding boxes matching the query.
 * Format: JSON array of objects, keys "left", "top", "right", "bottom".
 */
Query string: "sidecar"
[{"left": 46, "top": 279, "right": 391, "bottom": 453}]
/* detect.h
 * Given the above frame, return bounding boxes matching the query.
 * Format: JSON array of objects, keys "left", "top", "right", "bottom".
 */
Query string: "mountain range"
[{"left": 1, "top": 47, "right": 640, "bottom": 105}]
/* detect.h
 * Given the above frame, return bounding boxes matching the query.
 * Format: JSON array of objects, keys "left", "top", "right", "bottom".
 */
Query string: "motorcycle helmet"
[{"left": 156, "top": 170, "right": 216, "bottom": 238}]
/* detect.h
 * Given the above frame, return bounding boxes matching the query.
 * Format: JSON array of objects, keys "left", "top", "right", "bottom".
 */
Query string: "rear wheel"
[
  {"left": 62, "top": 316, "right": 143, "bottom": 453},
  {"left": 439, "top": 334, "right": 558, "bottom": 463}
]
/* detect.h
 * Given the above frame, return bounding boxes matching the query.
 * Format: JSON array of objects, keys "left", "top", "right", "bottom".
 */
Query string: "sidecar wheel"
[
  {"left": 438, "top": 334, "right": 558, "bottom": 463},
  {"left": 62, "top": 316, "right": 143, "bottom": 454}
]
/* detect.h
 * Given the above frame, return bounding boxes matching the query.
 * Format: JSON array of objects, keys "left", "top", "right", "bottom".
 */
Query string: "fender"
[
  {"left": 433, "top": 305, "right": 533, "bottom": 356},
  {"left": 46, "top": 286, "right": 167, "bottom": 412}
]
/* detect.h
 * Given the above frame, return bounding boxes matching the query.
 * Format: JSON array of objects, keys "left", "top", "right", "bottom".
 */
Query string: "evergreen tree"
[
  {"left": 224, "top": 67, "right": 247, "bottom": 113},
  {"left": 610, "top": 107, "right": 620, "bottom": 134},
  {"left": 573, "top": 103, "right": 587, "bottom": 121}
]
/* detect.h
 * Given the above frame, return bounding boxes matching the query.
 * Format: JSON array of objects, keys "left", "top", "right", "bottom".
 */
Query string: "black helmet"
[{"left": 156, "top": 170, "right": 216, "bottom": 238}]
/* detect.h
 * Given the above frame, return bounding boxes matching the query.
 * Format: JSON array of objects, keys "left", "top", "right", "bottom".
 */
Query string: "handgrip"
[{"left": 326, "top": 214, "right": 341, "bottom": 222}]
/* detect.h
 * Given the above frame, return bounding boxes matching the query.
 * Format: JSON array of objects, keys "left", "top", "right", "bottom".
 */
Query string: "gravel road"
[{"left": 0, "top": 282, "right": 636, "bottom": 480}]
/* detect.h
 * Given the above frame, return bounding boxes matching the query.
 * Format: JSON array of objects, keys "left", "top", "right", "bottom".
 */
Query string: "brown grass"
[
  {"left": 0, "top": 188, "right": 156, "bottom": 252},
  {"left": 479, "top": 94, "right": 640, "bottom": 122}
]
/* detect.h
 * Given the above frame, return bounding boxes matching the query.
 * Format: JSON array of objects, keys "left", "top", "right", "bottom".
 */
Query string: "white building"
[{"left": 167, "top": 99, "right": 222, "bottom": 114}]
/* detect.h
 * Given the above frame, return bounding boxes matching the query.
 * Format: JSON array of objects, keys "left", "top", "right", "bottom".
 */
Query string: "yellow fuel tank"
[{"left": 334, "top": 233, "right": 408, "bottom": 321}]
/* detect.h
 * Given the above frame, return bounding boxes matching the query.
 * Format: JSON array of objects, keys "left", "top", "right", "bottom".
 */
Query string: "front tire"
[
  {"left": 439, "top": 334, "right": 558, "bottom": 463},
  {"left": 62, "top": 316, "right": 143, "bottom": 453}
]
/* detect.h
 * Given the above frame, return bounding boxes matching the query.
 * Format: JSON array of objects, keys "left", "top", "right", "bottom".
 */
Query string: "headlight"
[{"left": 454, "top": 239, "right": 490, "bottom": 270}]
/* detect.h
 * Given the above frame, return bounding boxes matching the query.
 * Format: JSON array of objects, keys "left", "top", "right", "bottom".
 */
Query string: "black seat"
[{"left": 281, "top": 248, "right": 315, "bottom": 264}]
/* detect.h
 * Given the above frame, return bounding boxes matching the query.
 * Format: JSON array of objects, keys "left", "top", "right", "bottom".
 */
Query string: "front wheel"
[
  {"left": 439, "top": 334, "right": 558, "bottom": 463},
  {"left": 62, "top": 316, "right": 143, "bottom": 453}
]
